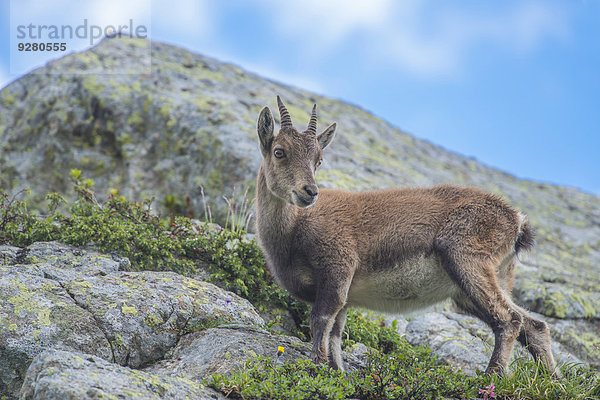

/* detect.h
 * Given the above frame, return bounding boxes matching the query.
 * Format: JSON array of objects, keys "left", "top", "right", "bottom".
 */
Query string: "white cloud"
[
  {"left": 84, "top": 0, "right": 151, "bottom": 35},
  {"left": 263, "top": 0, "right": 394, "bottom": 44},
  {"left": 258, "top": 0, "right": 569, "bottom": 79},
  {"left": 6, "top": 1, "right": 569, "bottom": 84},
  {"left": 503, "top": 2, "right": 568, "bottom": 52},
  {"left": 151, "top": 0, "right": 213, "bottom": 38},
  {"left": 11, "top": 0, "right": 151, "bottom": 38}
]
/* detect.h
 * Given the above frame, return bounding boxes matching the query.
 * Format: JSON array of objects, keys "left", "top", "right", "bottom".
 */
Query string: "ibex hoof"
[
  {"left": 329, "top": 361, "right": 345, "bottom": 371},
  {"left": 310, "top": 352, "right": 327, "bottom": 364}
]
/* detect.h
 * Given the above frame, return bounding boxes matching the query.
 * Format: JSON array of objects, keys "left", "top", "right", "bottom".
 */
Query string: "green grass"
[
  {"left": 493, "top": 359, "right": 600, "bottom": 399},
  {"left": 207, "top": 317, "right": 600, "bottom": 400},
  {"left": 208, "top": 351, "right": 600, "bottom": 399},
  {"left": 1, "top": 171, "right": 599, "bottom": 399},
  {"left": 208, "top": 351, "right": 478, "bottom": 400}
]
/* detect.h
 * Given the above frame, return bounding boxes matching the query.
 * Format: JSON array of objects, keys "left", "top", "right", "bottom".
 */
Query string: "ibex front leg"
[
  {"left": 309, "top": 266, "right": 353, "bottom": 368},
  {"left": 328, "top": 306, "right": 348, "bottom": 370}
]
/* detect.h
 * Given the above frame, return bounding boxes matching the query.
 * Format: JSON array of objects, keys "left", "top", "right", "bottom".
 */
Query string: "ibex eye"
[{"left": 274, "top": 149, "right": 285, "bottom": 159}]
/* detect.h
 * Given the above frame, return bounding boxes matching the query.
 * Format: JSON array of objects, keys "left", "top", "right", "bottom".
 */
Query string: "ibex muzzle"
[
  {"left": 293, "top": 184, "right": 319, "bottom": 208},
  {"left": 255, "top": 96, "right": 559, "bottom": 378}
]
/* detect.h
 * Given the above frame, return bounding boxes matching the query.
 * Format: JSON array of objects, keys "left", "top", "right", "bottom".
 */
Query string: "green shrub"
[
  {"left": 0, "top": 171, "right": 311, "bottom": 338},
  {"left": 343, "top": 311, "right": 407, "bottom": 354},
  {"left": 209, "top": 353, "right": 600, "bottom": 400},
  {"left": 208, "top": 351, "right": 480, "bottom": 400},
  {"left": 209, "top": 358, "right": 355, "bottom": 400}
]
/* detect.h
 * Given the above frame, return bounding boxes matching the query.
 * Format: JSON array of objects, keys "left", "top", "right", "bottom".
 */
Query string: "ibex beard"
[{"left": 254, "top": 96, "right": 559, "bottom": 377}]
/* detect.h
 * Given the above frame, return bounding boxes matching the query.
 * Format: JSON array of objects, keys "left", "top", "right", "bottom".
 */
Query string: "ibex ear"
[
  {"left": 317, "top": 122, "right": 336, "bottom": 150},
  {"left": 257, "top": 106, "right": 275, "bottom": 156}
]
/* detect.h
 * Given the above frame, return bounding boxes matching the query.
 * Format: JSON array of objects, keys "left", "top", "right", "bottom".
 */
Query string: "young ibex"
[{"left": 255, "top": 96, "right": 558, "bottom": 376}]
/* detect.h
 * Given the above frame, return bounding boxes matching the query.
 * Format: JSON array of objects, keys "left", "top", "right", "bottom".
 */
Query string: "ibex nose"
[{"left": 304, "top": 185, "right": 319, "bottom": 198}]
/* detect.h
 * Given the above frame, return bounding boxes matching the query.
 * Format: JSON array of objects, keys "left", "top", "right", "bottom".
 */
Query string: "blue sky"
[{"left": 1, "top": 0, "right": 599, "bottom": 195}]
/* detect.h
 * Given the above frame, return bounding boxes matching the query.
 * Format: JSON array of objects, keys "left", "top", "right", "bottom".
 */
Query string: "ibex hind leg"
[
  {"left": 439, "top": 249, "right": 523, "bottom": 375},
  {"left": 514, "top": 304, "right": 560, "bottom": 377},
  {"left": 496, "top": 259, "right": 559, "bottom": 377}
]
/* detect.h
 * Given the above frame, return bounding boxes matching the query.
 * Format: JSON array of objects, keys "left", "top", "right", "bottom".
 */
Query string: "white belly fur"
[{"left": 347, "top": 253, "right": 459, "bottom": 314}]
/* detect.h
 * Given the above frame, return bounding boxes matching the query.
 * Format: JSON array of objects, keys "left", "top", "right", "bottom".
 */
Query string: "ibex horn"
[
  {"left": 277, "top": 95, "right": 292, "bottom": 129},
  {"left": 307, "top": 104, "right": 317, "bottom": 135}
]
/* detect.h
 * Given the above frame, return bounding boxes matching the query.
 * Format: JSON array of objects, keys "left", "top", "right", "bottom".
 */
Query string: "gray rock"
[
  {"left": 0, "top": 245, "right": 21, "bottom": 265},
  {"left": 383, "top": 314, "right": 409, "bottom": 336},
  {"left": 0, "top": 267, "right": 112, "bottom": 398},
  {"left": 405, "top": 311, "right": 492, "bottom": 376},
  {"left": 149, "top": 327, "right": 310, "bottom": 380},
  {"left": 46, "top": 268, "right": 264, "bottom": 368},
  {"left": 345, "top": 342, "right": 370, "bottom": 364},
  {"left": 404, "top": 310, "right": 586, "bottom": 376},
  {"left": 22, "top": 241, "right": 124, "bottom": 276},
  {"left": 149, "top": 327, "right": 364, "bottom": 381},
  {"left": 549, "top": 318, "right": 600, "bottom": 368},
  {"left": 514, "top": 281, "right": 600, "bottom": 319},
  {"left": 20, "top": 349, "right": 224, "bottom": 400},
  {"left": 0, "top": 242, "right": 263, "bottom": 399}
]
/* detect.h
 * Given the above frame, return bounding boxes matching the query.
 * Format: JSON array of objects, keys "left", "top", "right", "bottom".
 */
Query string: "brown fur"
[{"left": 255, "top": 97, "right": 558, "bottom": 376}]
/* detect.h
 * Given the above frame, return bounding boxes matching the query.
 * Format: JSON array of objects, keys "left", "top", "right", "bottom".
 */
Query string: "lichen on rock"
[
  {"left": 20, "top": 349, "right": 223, "bottom": 400},
  {"left": 0, "top": 242, "right": 263, "bottom": 399}
]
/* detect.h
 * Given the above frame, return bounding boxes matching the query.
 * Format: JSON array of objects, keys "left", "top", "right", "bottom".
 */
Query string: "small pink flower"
[{"left": 478, "top": 382, "right": 496, "bottom": 400}]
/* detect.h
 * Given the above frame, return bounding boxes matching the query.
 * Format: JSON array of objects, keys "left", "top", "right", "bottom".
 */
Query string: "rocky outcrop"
[
  {"left": 1, "top": 242, "right": 370, "bottom": 399},
  {"left": 400, "top": 309, "right": 583, "bottom": 376},
  {"left": 0, "top": 241, "right": 597, "bottom": 398},
  {"left": 148, "top": 327, "right": 364, "bottom": 382},
  {"left": 0, "top": 242, "right": 263, "bottom": 399},
  {"left": 20, "top": 349, "right": 224, "bottom": 400},
  {"left": 0, "top": 37, "right": 598, "bottom": 338}
]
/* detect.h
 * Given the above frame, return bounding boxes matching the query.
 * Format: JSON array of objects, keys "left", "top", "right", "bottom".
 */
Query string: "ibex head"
[{"left": 257, "top": 96, "right": 336, "bottom": 208}]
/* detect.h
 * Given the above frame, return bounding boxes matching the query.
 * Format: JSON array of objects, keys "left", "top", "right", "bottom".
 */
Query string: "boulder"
[
  {"left": 404, "top": 311, "right": 491, "bottom": 376},
  {"left": 149, "top": 327, "right": 310, "bottom": 380},
  {"left": 149, "top": 326, "right": 364, "bottom": 382},
  {"left": 0, "top": 261, "right": 112, "bottom": 397},
  {"left": 45, "top": 268, "right": 264, "bottom": 368},
  {"left": 550, "top": 318, "right": 600, "bottom": 368},
  {"left": 20, "top": 349, "right": 224, "bottom": 400},
  {"left": 0, "top": 242, "right": 263, "bottom": 399},
  {"left": 403, "top": 310, "right": 584, "bottom": 375}
]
